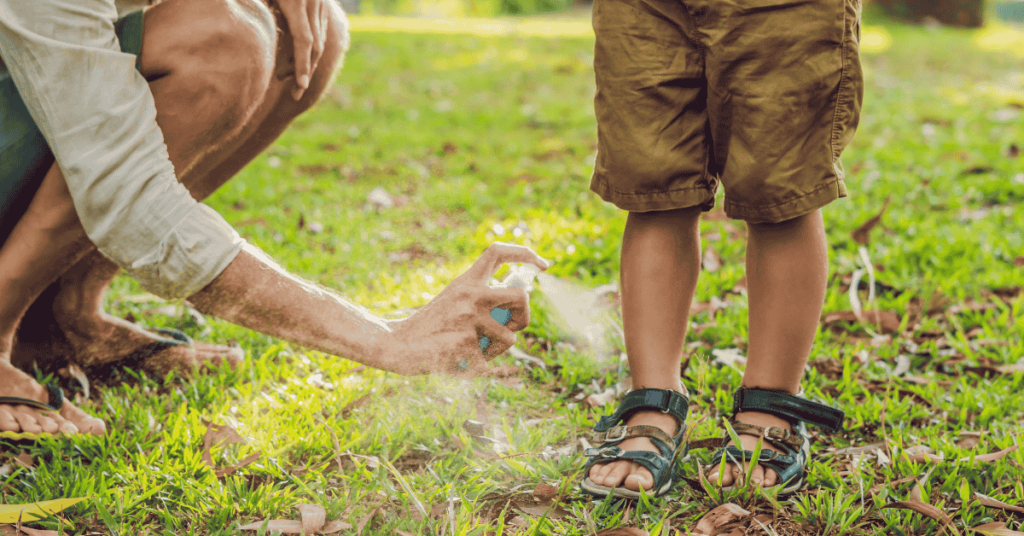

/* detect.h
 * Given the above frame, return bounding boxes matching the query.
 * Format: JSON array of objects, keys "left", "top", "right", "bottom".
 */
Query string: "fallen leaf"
[
  {"left": 517, "top": 504, "right": 568, "bottom": 519},
  {"left": 971, "top": 522, "right": 1024, "bottom": 535},
  {"left": 693, "top": 503, "right": 751, "bottom": 536},
  {"left": 975, "top": 493, "right": 1024, "bottom": 513},
  {"left": 0, "top": 499, "right": 88, "bottom": 523},
  {"left": 65, "top": 364, "right": 90, "bottom": 400},
  {"left": 13, "top": 452, "right": 32, "bottom": 470},
  {"left": 882, "top": 500, "right": 951, "bottom": 525},
  {"left": 2, "top": 527, "right": 59, "bottom": 536},
  {"left": 595, "top": 529, "right": 648, "bottom": 536},
  {"left": 960, "top": 165, "right": 995, "bottom": 175},
  {"left": 238, "top": 504, "right": 350, "bottom": 535},
  {"left": 956, "top": 432, "right": 982, "bottom": 450},
  {"left": 532, "top": 482, "right": 559, "bottom": 502},
  {"left": 823, "top": 310, "right": 902, "bottom": 334},
  {"left": 851, "top": 197, "right": 891, "bottom": 245},
  {"left": 711, "top": 348, "right": 747, "bottom": 368},
  {"left": 355, "top": 507, "right": 378, "bottom": 534},
  {"left": 395, "top": 530, "right": 418, "bottom": 536},
  {"left": 904, "top": 445, "right": 944, "bottom": 464},
  {"left": 215, "top": 452, "right": 261, "bottom": 478},
  {"left": 367, "top": 187, "right": 393, "bottom": 209},
  {"left": 959, "top": 445, "right": 1019, "bottom": 463},
  {"left": 1008, "top": 144, "right": 1020, "bottom": 158}
]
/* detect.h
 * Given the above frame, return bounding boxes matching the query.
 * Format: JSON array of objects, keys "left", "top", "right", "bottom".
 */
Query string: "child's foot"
[
  {"left": 705, "top": 410, "right": 791, "bottom": 487},
  {"left": 586, "top": 407, "right": 680, "bottom": 492}
]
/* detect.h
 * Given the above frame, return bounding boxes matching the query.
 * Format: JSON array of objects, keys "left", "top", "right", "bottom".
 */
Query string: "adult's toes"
[
  {"left": 59, "top": 401, "right": 107, "bottom": 436},
  {"left": 34, "top": 413, "right": 60, "bottom": 434},
  {"left": 0, "top": 406, "right": 19, "bottom": 431},
  {"left": 12, "top": 411, "right": 42, "bottom": 434}
]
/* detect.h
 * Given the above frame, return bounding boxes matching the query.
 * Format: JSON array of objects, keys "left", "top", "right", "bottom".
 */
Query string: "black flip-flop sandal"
[
  {"left": 690, "top": 388, "right": 845, "bottom": 497},
  {"left": 122, "top": 327, "right": 195, "bottom": 363},
  {"left": 580, "top": 388, "right": 690, "bottom": 499},
  {"left": 0, "top": 382, "right": 65, "bottom": 441}
]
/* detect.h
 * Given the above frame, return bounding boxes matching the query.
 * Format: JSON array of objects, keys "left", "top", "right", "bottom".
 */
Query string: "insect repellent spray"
[{"left": 479, "top": 264, "right": 541, "bottom": 352}]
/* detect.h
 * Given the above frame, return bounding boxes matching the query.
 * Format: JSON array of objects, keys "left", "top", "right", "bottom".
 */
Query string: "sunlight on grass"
[
  {"left": 860, "top": 26, "right": 893, "bottom": 54},
  {"left": 973, "top": 25, "right": 1024, "bottom": 57}
]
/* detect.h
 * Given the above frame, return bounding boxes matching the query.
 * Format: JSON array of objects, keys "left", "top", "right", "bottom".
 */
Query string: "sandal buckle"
[
  {"left": 605, "top": 425, "right": 628, "bottom": 442},
  {"left": 764, "top": 427, "right": 790, "bottom": 442}
]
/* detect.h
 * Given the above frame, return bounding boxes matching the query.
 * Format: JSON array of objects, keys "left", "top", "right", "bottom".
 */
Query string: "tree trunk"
[{"left": 873, "top": 0, "right": 984, "bottom": 27}]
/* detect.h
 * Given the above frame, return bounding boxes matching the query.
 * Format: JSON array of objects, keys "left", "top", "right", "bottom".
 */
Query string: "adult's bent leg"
[
  {"left": 0, "top": 164, "right": 106, "bottom": 436},
  {"left": 23, "top": 0, "right": 348, "bottom": 374}
]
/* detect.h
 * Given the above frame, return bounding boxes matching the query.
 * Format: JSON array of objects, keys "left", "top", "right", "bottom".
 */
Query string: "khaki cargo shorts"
[{"left": 589, "top": 0, "right": 864, "bottom": 223}]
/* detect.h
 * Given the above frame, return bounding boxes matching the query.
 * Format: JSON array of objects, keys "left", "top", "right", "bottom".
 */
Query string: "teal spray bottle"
[{"left": 479, "top": 264, "right": 541, "bottom": 352}]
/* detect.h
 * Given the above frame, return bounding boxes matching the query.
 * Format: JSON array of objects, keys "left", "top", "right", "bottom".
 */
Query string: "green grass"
[{"left": 3, "top": 11, "right": 1024, "bottom": 536}]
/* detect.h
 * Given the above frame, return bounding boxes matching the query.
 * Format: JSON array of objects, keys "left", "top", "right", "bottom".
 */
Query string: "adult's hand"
[
  {"left": 380, "top": 242, "right": 550, "bottom": 376},
  {"left": 274, "top": 0, "right": 331, "bottom": 100}
]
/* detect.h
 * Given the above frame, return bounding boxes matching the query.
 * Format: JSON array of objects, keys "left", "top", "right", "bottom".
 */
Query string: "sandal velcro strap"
[
  {"left": 732, "top": 388, "right": 844, "bottom": 432},
  {"left": 592, "top": 424, "right": 677, "bottom": 449},
  {"left": 594, "top": 388, "right": 689, "bottom": 433}
]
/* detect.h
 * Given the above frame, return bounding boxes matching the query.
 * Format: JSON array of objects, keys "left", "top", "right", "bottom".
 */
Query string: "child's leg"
[
  {"left": 587, "top": 206, "right": 702, "bottom": 492},
  {"left": 708, "top": 209, "right": 828, "bottom": 487}
]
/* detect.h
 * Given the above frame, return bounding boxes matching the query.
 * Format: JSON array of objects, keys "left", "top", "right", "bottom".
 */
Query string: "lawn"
[{"left": 2, "top": 7, "right": 1023, "bottom": 536}]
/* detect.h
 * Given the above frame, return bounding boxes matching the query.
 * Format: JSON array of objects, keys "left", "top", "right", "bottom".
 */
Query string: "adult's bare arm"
[{"left": 188, "top": 242, "right": 548, "bottom": 375}]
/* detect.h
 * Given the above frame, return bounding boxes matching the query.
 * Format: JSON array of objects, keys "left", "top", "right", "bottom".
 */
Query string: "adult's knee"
[{"left": 143, "top": 0, "right": 278, "bottom": 124}]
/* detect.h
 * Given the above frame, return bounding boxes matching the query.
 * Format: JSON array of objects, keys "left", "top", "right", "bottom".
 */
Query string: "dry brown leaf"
[
  {"left": 971, "top": 522, "right": 1024, "bottom": 535},
  {"left": 3, "top": 527, "right": 59, "bottom": 536},
  {"left": 238, "top": 503, "right": 350, "bottom": 535},
  {"left": 957, "top": 432, "right": 982, "bottom": 450},
  {"left": 975, "top": 493, "right": 1024, "bottom": 513},
  {"left": 693, "top": 503, "right": 751, "bottom": 536},
  {"left": 882, "top": 500, "right": 951, "bottom": 525},
  {"left": 822, "top": 310, "right": 902, "bottom": 334},
  {"left": 959, "top": 445, "right": 1019, "bottom": 463},
  {"left": 201, "top": 421, "right": 247, "bottom": 469},
  {"left": 852, "top": 197, "right": 891, "bottom": 245},
  {"left": 356, "top": 507, "right": 379, "bottom": 535},
  {"left": 532, "top": 482, "right": 559, "bottom": 502},
  {"left": 517, "top": 504, "right": 568, "bottom": 519},
  {"left": 904, "top": 445, "right": 944, "bottom": 464},
  {"left": 14, "top": 452, "right": 32, "bottom": 470},
  {"left": 320, "top": 521, "right": 349, "bottom": 534},
  {"left": 215, "top": 452, "right": 261, "bottom": 478},
  {"left": 595, "top": 529, "right": 648, "bottom": 536},
  {"left": 395, "top": 530, "right": 419, "bottom": 536}
]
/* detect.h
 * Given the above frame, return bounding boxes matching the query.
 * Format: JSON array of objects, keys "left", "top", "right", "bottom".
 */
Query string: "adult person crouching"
[{"left": 0, "top": 0, "right": 547, "bottom": 437}]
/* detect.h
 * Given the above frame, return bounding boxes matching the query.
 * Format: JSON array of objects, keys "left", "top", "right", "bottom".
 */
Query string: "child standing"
[{"left": 580, "top": 0, "right": 861, "bottom": 497}]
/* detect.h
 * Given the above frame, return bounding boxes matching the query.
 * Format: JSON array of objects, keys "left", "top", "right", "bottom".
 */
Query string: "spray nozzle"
[{"left": 501, "top": 263, "right": 541, "bottom": 291}]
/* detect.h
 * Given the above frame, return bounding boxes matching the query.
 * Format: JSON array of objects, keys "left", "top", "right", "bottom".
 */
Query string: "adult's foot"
[
  {"left": 57, "top": 310, "right": 245, "bottom": 375},
  {"left": 0, "top": 361, "right": 106, "bottom": 436},
  {"left": 586, "top": 408, "right": 681, "bottom": 492},
  {"left": 705, "top": 410, "right": 792, "bottom": 488}
]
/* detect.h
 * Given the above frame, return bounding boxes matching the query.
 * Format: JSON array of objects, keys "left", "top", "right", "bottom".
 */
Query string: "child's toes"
[
  {"left": 750, "top": 464, "right": 767, "bottom": 486},
  {"left": 761, "top": 467, "right": 779, "bottom": 487},
  {"left": 623, "top": 466, "right": 654, "bottom": 491}
]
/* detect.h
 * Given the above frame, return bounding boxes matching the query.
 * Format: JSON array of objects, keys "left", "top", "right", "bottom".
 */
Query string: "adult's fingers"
[
  {"left": 479, "top": 286, "right": 531, "bottom": 332},
  {"left": 478, "top": 317, "right": 517, "bottom": 360},
  {"left": 463, "top": 242, "right": 550, "bottom": 284},
  {"left": 278, "top": 0, "right": 314, "bottom": 100},
  {"left": 307, "top": 0, "right": 327, "bottom": 78}
]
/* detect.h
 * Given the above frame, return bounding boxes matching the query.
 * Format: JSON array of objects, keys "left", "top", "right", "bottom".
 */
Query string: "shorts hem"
[
  {"left": 590, "top": 174, "right": 717, "bottom": 213},
  {"left": 724, "top": 178, "right": 847, "bottom": 223}
]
